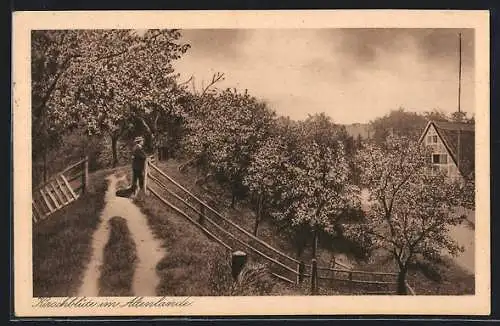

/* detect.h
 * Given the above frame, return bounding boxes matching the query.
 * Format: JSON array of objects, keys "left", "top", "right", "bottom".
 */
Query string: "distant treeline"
[{"left": 345, "top": 108, "right": 474, "bottom": 141}]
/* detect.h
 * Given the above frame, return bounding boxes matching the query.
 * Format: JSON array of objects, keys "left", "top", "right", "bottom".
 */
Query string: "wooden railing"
[
  {"left": 146, "top": 160, "right": 301, "bottom": 283},
  {"left": 32, "top": 157, "right": 89, "bottom": 223},
  {"left": 313, "top": 264, "right": 399, "bottom": 295},
  {"left": 145, "top": 159, "right": 417, "bottom": 295}
]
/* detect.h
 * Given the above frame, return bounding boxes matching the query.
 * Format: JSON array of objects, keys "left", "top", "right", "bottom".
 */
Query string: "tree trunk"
[
  {"left": 150, "top": 132, "right": 158, "bottom": 155},
  {"left": 137, "top": 116, "right": 155, "bottom": 154},
  {"left": 312, "top": 228, "right": 318, "bottom": 259},
  {"left": 231, "top": 193, "right": 236, "bottom": 208},
  {"left": 294, "top": 225, "right": 308, "bottom": 259},
  {"left": 296, "top": 242, "right": 305, "bottom": 259},
  {"left": 111, "top": 134, "right": 119, "bottom": 168},
  {"left": 253, "top": 194, "right": 263, "bottom": 236},
  {"left": 397, "top": 267, "right": 408, "bottom": 295},
  {"left": 253, "top": 213, "right": 260, "bottom": 236}
]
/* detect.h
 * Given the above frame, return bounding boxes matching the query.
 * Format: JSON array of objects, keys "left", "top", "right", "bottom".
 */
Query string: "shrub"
[{"left": 207, "top": 250, "right": 276, "bottom": 296}]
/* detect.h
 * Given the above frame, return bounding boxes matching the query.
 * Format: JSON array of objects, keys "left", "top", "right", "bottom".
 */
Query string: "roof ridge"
[{"left": 432, "top": 120, "right": 475, "bottom": 132}]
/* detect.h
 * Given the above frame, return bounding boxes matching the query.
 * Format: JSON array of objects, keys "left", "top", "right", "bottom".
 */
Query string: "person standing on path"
[{"left": 131, "top": 136, "right": 147, "bottom": 197}]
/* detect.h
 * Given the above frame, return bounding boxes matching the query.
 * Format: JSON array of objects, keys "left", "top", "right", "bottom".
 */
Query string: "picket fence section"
[
  {"left": 144, "top": 158, "right": 416, "bottom": 295},
  {"left": 32, "top": 157, "right": 89, "bottom": 223}
]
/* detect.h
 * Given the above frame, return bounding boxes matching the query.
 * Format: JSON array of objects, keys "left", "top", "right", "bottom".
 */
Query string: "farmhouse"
[{"left": 419, "top": 120, "right": 475, "bottom": 181}]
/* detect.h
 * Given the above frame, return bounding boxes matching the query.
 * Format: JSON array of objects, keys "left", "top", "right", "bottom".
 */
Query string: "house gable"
[
  {"left": 421, "top": 123, "right": 461, "bottom": 180},
  {"left": 419, "top": 120, "right": 475, "bottom": 180}
]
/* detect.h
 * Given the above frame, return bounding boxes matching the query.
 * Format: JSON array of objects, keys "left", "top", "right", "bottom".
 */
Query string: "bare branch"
[
  {"left": 92, "top": 48, "right": 131, "bottom": 62},
  {"left": 364, "top": 228, "right": 399, "bottom": 248},
  {"left": 153, "top": 111, "right": 160, "bottom": 131},
  {"left": 387, "top": 172, "right": 413, "bottom": 217},
  {"left": 138, "top": 116, "right": 152, "bottom": 135},
  {"left": 178, "top": 75, "right": 194, "bottom": 87},
  {"left": 409, "top": 220, "right": 442, "bottom": 251},
  {"left": 200, "top": 72, "right": 225, "bottom": 97}
]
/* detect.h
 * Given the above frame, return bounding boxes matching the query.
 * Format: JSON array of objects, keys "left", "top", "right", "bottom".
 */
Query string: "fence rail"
[
  {"left": 150, "top": 174, "right": 300, "bottom": 274},
  {"left": 32, "top": 157, "right": 89, "bottom": 223},
  {"left": 145, "top": 159, "right": 417, "bottom": 295},
  {"left": 149, "top": 162, "right": 300, "bottom": 265},
  {"left": 148, "top": 185, "right": 232, "bottom": 250}
]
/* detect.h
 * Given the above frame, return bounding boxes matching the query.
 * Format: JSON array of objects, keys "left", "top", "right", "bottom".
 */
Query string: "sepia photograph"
[{"left": 13, "top": 10, "right": 490, "bottom": 316}]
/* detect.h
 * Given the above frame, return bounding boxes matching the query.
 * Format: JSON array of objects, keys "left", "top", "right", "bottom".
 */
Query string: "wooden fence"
[
  {"left": 32, "top": 157, "right": 89, "bottom": 223},
  {"left": 144, "top": 158, "right": 416, "bottom": 295}
]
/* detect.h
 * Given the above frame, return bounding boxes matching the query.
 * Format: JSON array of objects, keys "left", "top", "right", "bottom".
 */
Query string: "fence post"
[
  {"left": 231, "top": 251, "right": 247, "bottom": 280},
  {"left": 82, "top": 156, "right": 89, "bottom": 194},
  {"left": 330, "top": 256, "right": 336, "bottom": 269},
  {"left": 297, "top": 261, "right": 305, "bottom": 285},
  {"left": 348, "top": 271, "right": 353, "bottom": 292},
  {"left": 144, "top": 157, "right": 149, "bottom": 196},
  {"left": 311, "top": 259, "right": 318, "bottom": 295}
]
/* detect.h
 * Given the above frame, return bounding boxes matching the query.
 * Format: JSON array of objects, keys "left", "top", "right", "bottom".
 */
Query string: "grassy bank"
[
  {"left": 408, "top": 257, "right": 474, "bottom": 295},
  {"left": 134, "top": 194, "right": 230, "bottom": 296},
  {"left": 98, "top": 216, "right": 137, "bottom": 296},
  {"left": 33, "top": 169, "right": 109, "bottom": 297},
  {"left": 132, "top": 183, "right": 301, "bottom": 296},
  {"left": 353, "top": 250, "right": 474, "bottom": 295}
]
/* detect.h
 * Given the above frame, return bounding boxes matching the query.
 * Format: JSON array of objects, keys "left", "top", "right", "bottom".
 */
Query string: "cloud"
[
  {"left": 319, "top": 28, "right": 474, "bottom": 68},
  {"left": 174, "top": 28, "right": 475, "bottom": 124},
  {"left": 180, "top": 29, "right": 250, "bottom": 60}
]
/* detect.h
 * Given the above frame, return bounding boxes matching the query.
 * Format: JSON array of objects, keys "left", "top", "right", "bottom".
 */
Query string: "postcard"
[{"left": 12, "top": 9, "right": 490, "bottom": 316}]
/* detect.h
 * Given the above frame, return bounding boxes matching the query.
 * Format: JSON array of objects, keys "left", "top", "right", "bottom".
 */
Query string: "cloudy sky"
[{"left": 173, "top": 28, "right": 474, "bottom": 124}]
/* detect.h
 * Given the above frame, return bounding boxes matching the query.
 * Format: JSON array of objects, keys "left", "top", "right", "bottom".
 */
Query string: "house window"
[
  {"left": 432, "top": 153, "right": 448, "bottom": 164},
  {"left": 427, "top": 135, "right": 438, "bottom": 144},
  {"left": 429, "top": 163, "right": 449, "bottom": 176}
]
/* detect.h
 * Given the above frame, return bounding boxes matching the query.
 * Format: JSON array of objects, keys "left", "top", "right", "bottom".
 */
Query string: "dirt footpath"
[{"left": 78, "top": 174, "right": 165, "bottom": 297}]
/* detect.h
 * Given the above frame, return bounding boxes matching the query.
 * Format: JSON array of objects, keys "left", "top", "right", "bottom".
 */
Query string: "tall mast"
[{"left": 458, "top": 32, "right": 462, "bottom": 114}]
